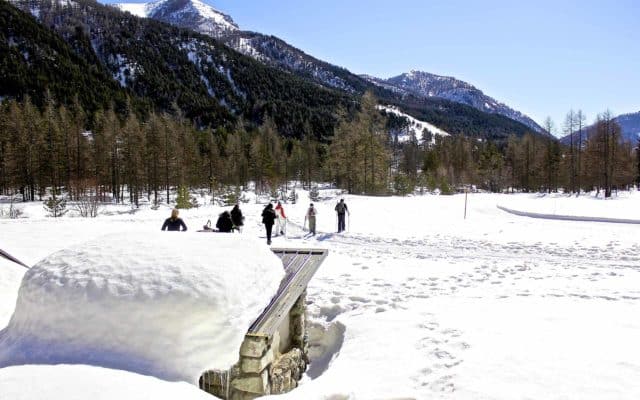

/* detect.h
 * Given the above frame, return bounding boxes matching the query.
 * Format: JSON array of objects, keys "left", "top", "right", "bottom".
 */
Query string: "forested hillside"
[
  {"left": 5, "top": 0, "right": 538, "bottom": 140},
  {"left": 0, "top": 1, "right": 138, "bottom": 115}
]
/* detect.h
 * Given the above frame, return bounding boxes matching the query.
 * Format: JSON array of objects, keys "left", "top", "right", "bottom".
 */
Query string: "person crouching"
[{"left": 216, "top": 211, "right": 234, "bottom": 233}]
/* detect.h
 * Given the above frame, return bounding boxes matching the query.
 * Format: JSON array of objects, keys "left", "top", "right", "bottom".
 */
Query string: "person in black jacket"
[
  {"left": 230, "top": 204, "right": 244, "bottom": 232},
  {"left": 261, "top": 203, "right": 277, "bottom": 245},
  {"left": 335, "top": 198, "right": 349, "bottom": 233},
  {"left": 216, "top": 211, "right": 234, "bottom": 233},
  {"left": 161, "top": 209, "right": 187, "bottom": 231}
]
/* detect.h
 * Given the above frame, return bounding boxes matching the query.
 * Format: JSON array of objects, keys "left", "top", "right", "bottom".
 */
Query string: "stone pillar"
[
  {"left": 290, "top": 291, "right": 308, "bottom": 360},
  {"left": 229, "top": 332, "right": 280, "bottom": 400},
  {"left": 200, "top": 292, "right": 311, "bottom": 399}
]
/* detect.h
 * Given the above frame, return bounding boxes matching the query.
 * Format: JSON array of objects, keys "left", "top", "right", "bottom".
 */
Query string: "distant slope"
[
  {"left": 366, "top": 70, "right": 544, "bottom": 133},
  {"left": 560, "top": 111, "right": 640, "bottom": 145},
  {"left": 378, "top": 105, "right": 449, "bottom": 143},
  {"left": 615, "top": 111, "right": 640, "bottom": 142}
]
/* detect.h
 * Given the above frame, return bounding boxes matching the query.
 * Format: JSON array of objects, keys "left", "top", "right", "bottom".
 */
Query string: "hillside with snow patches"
[
  {"left": 378, "top": 105, "right": 449, "bottom": 142},
  {"left": 112, "top": 0, "right": 357, "bottom": 92},
  {"left": 366, "top": 71, "right": 545, "bottom": 133},
  {"left": 109, "top": 0, "right": 543, "bottom": 133}
]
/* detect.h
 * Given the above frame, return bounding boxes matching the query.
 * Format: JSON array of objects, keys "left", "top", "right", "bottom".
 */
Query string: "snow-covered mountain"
[
  {"left": 615, "top": 111, "right": 640, "bottom": 142},
  {"left": 112, "top": 0, "right": 357, "bottom": 92},
  {"left": 109, "top": 1, "right": 546, "bottom": 135},
  {"left": 365, "top": 71, "right": 544, "bottom": 133},
  {"left": 115, "top": 0, "right": 238, "bottom": 38}
]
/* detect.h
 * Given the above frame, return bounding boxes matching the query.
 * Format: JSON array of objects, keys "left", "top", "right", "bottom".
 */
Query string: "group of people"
[
  {"left": 162, "top": 198, "right": 350, "bottom": 246},
  {"left": 214, "top": 205, "right": 245, "bottom": 233},
  {"left": 260, "top": 198, "right": 349, "bottom": 243},
  {"left": 160, "top": 205, "right": 244, "bottom": 233}
]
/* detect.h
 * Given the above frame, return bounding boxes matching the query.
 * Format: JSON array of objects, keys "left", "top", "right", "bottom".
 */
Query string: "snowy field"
[{"left": 1, "top": 190, "right": 640, "bottom": 399}]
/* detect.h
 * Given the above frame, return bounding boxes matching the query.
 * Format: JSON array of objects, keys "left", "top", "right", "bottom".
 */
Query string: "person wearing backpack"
[
  {"left": 335, "top": 199, "right": 349, "bottom": 233},
  {"left": 261, "top": 203, "right": 277, "bottom": 245},
  {"left": 305, "top": 203, "right": 317, "bottom": 235}
]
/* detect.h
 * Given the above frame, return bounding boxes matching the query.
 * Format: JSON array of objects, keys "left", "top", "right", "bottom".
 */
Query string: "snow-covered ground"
[{"left": 1, "top": 190, "right": 640, "bottom": 399}]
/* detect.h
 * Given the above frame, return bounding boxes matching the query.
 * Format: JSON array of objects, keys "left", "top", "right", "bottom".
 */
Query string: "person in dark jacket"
[
  {"left": 230, "top": 204, "right": 244, "bottom": 232},
  {"left": 216, "top": 211, "right": 234, "bottom": 233},
  {"left": 161, "top": 209, "right": 187, "bottom": 231},
  {"left": 335, "top": 198, "right": 349, "bottom": 233},
  {"left": 261, "top": 203, "right": 277, "bottom": 245}
]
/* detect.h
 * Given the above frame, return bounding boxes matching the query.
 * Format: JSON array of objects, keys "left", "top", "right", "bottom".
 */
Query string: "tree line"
[{"left": 0, "top": 93, "right": 637, "bottom": 204}]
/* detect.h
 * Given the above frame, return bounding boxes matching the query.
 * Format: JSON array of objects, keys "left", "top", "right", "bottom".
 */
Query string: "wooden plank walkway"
[{"left": 248, "top": 248, "right": 328, "bottom": 336}]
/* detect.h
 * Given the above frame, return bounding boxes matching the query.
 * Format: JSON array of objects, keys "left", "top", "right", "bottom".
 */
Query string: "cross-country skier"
[
  {"left": 306, "top": 203, "right": 317, "bottom": 235},
  {"left": 216, "top": 211, "right": 234, "bottom": 233},
  {"left": 275, "top": 201, "right": 287, "bottom": 236},
  {"left": 161, "top": 209, "right": 188, "bottom": 231},
  {"left": 261, "top": 203, "right": 277, "bottom": 245},
  {"left": 335, "top": 198, "right": 349, "bottom": 233},
  {"left": 230, "top": 204, "right": 244, "bottom": 232}
]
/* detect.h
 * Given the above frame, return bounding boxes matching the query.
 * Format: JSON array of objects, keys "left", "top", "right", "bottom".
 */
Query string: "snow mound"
[
  {"left": 0, "top": 233, "right": 284, "bottom": 383},
  {"left": 0, "top": 364, "right": 214, "bottom": 400},
  {"left": 0, "top": 260, "right": 26, "bottom": 329}
]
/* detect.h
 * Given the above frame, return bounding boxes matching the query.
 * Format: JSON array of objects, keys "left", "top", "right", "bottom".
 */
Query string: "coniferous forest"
[{"left": 0, "top": 91, "right": 637, "bottom": 204}]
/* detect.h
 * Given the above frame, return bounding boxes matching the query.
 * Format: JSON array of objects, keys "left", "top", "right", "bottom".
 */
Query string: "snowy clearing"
[{"left": 1, "top": 190, "right": 640, "bottom": 399}]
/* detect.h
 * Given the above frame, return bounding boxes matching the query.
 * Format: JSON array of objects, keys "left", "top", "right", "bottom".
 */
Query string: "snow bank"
[
  {"left": 0, "top": 364, "right": 214, "bottom": 400},
  {"left": 0, "top": 233, "right": 284, "bottom": 383},
  {"left": 0, "top": 260, "right": 25, "bottom": 329}
]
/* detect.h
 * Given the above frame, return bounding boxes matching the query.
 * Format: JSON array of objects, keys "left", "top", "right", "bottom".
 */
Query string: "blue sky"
[{"left": 103, "top": 0, "right": 640, "bottom": 133}]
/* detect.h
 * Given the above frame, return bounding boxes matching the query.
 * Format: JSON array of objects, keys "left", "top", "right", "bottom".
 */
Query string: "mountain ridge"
[
  {"left": 5, "top": 0, "right": 541, "bottom": 141},
  {"left": 365, "top": 70, "right": 544, "bottom": 133},
  {"left": 110, "top": 0, "right": 544, "bottom": 134}
]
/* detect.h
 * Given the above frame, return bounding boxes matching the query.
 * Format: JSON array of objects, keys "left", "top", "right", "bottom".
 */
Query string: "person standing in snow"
[
  {"left": 216, "top": 211, "right": 234, "bottom": 233},
  {"left": 161, "top": 209, "right": 188, "bottom": 231},
  {"left": 230, "top": 204, "right": 244, "bottom": 232},
  {"left": 275, "top": 201, "right": 287, "bottom": 236},
  {"left": 335, "top": 198, "right": 349, "bottom": 233},
  {"left": 261, "top": 203, "right": 277, "bottom": 245},
  {"left": 306, "top": 203, "right": 317, "bottom": 235}
]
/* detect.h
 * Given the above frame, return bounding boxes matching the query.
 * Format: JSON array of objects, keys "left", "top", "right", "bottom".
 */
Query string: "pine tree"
[
  {"left": 175, "top": 185, "right": 197, "bottom": 209},
  {"left": 44, "top": 193, "right": 68, "bottom": 217}
]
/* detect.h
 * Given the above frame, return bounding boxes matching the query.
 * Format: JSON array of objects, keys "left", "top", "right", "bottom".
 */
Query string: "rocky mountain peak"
[
  {"left": 372, "top": 70, "right": 544, "bottom": 133},
  {"left": 115, "top": 0, "right": 238, "bottom": 38}
]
